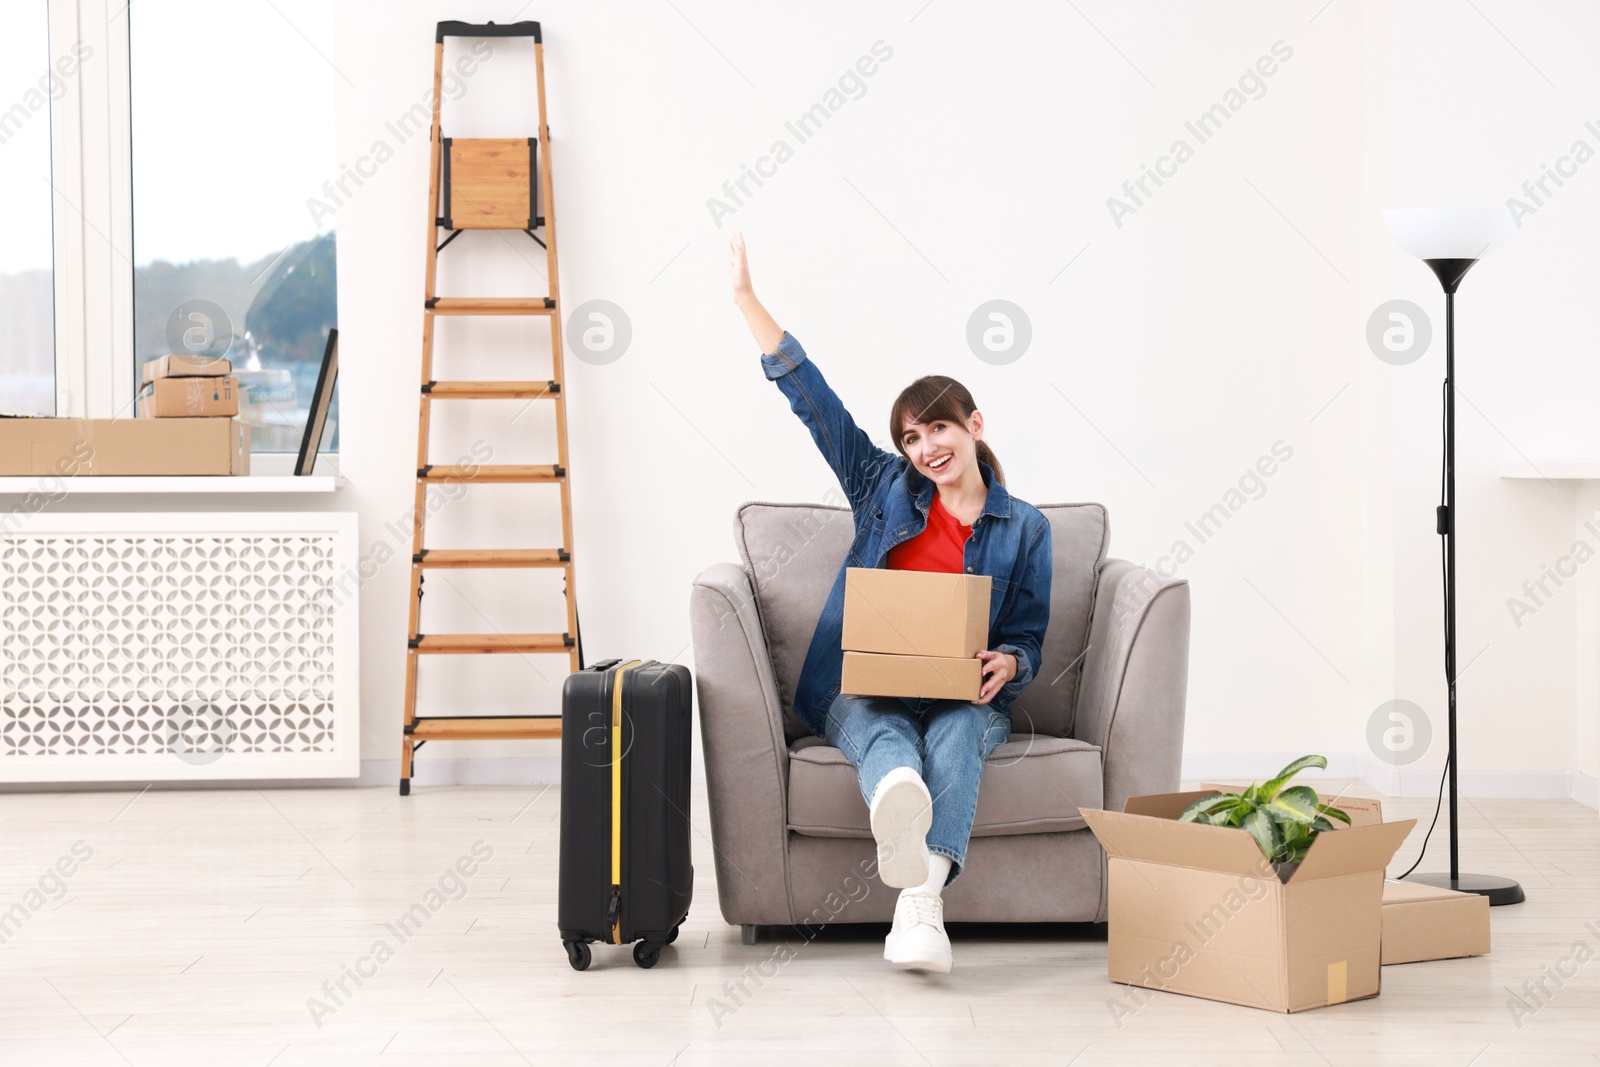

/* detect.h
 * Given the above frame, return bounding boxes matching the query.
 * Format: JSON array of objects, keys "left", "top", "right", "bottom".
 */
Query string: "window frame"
[{"left": 50, "top": 0, "right": 335, "bottom": 470}]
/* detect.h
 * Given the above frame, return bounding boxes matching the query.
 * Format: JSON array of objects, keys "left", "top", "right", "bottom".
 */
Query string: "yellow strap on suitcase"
[{"left": 611, "top": 660, "right": 641, "bottom": 944}]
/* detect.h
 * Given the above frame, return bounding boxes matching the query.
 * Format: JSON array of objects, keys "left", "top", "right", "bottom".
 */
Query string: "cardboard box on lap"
[{"left": 839, "top": 567, "right": 990, "bottom": 702}]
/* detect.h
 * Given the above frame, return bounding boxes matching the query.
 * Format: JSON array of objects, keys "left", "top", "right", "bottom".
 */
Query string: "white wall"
[{"left": 285, "top": 1, "right": 1592, "bottom": 796}]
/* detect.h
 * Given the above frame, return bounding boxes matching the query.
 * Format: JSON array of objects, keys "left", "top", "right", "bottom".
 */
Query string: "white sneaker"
[
  {"left": 884, "top": 890, "right": 952, "bottom": 973},
  {"left": 868, "top": 767, "right": 932, "bottom": 889}
]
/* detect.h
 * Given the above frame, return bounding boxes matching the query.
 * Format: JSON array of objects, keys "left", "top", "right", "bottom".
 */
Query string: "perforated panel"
[{"left": 0, "top": 512, "right": 359, "bottom": 781}]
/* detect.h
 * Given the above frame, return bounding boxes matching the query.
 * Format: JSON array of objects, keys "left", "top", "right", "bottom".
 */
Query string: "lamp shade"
[{"left": 1382, "top": 205, "right": 1515, "bottom": 261}]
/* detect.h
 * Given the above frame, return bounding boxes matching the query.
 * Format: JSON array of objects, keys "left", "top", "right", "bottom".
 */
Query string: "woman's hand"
[
  {"left": 975, "top": 650, "right": 1018, "bottom": 705},
  {"left": 727, "top": 231, "right": 785, "bottom": 353},
  {"left": 728, "top": 230, "right": 754, "bottom": 303}
]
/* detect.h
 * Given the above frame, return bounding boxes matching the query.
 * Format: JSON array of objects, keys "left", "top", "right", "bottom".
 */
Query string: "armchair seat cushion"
[{"left": 786, "top": 733, "right": 1103, "bottom": 839}]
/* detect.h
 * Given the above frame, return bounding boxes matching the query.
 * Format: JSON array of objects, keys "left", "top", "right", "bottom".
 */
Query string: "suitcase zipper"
[{"left": 610, "top": 659, "right": 642, "bottom": 945}]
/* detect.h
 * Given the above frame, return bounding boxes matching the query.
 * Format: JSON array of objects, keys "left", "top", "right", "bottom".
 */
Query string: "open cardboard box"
[
  {"left": 839, "top": 567, "right": 989, "bottom": 701},
  {"left": 1200, "top": 783, "right": 1491, "bottom": 966},
  {"left": 1082, "top": 791, "right": 1415, "bottom": 1013}
]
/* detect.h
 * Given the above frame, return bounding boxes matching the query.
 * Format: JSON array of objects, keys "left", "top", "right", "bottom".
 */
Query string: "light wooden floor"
[{"left": 1, "top": 780, "right": 1597, "bottom": 1066}]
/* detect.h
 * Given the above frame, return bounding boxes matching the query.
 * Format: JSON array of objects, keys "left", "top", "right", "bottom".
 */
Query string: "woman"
[{"left": 727, "top": 232, "right": 1053, "bottom": 974}]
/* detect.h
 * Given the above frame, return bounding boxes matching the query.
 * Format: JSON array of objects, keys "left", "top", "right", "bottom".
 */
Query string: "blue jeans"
[{"left": 824, "top": 692, "right": 1011, "bottom": 887}]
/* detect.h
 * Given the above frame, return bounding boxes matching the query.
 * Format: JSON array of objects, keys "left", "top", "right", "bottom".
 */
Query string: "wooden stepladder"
[{"left": 401, "top": 20, "right": 582, "bottom": 796}]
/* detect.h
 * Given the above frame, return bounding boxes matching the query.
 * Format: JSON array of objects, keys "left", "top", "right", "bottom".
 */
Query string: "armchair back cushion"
[{"left": 733, "top": 500, "right": 1109, "bottom": 741}]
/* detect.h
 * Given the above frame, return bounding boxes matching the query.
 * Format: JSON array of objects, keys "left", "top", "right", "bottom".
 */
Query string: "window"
[
  {"left": 19, "top": 1, "right": 338, "bottom": 461},
  {"left": 0, "top": 3, "right": 59, "bottom": 417},
  {"left": 129, "top": 0, "right": 338, "bottom": 453}
]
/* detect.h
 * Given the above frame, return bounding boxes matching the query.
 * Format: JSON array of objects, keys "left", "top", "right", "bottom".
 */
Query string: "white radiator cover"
[{"left": 0, "top": 511, "right": 360, "bottom": 782}]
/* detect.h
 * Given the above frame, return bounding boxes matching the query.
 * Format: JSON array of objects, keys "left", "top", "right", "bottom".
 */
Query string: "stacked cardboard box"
[
  {"left": 0, "top": 355, "right": 249, "bottom": 476},
  {"left": 839, "top": 567, "right": 990, "bottom": 702},
  {"left": 137, "top": 355, "right": 239, "bottom": 419}
]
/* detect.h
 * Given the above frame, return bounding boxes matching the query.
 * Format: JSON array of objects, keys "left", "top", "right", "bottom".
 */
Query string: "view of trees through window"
[{"left": 130, "top": 0, "right": 337, "bottom": 452}]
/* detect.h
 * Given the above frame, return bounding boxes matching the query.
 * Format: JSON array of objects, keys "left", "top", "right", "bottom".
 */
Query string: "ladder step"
[
  {"left": 423, "top": 380, "right": 560, "bottom": 399},
  {"left": 427, "top": 297, "right": 556, "bottom": 315},
  {"left": 414, "top": 548, "right": 569, "bottom": 569},
  {"left": 418, "top": 464, "right": 564, "bottom": 483},
  {"left": 408, "top": 716, "right": 562, "bottom": 741},
  {"left": 411, "top": 633, "right": 574, "bottom": 654}
]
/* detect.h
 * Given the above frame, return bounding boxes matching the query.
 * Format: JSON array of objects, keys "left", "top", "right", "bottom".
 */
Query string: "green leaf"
[
  {"left": 1243, "top": 809, "right": 1280, "bottom": 862},
  {"left": 1265, "top": 785, "right": 1322, "bottom": 825},
  {"left": 1316, "top": 802, "right": 1351, "bottom": 826},
  {"left": 1177, "top": 793, "right": 1240, "bottom": 823},
  {"left": 1312, "top": 816, "right": 1334, "bottom": 832},
  {"left": 1259, "top": 754, "right": 1328, "bottom": 802}
]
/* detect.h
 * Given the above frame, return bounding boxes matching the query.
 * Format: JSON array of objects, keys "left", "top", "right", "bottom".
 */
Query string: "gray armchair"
[{"left": 688, "top": 501, "right": 1189, "bottom": 939}]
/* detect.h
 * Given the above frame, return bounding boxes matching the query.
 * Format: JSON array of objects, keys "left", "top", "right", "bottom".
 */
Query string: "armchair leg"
[{"left": 741, "top": 924, "right": 759, "bottom": 945}]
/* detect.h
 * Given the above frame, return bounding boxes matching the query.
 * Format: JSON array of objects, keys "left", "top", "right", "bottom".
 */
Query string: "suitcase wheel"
[
  {"left": 666, "top": 923, "right": 681, "bottom": 944},
  {"left": 564, "top": 940, "right": 592, "bottom": 971},
  {"left": 633, "top": 941, "right": 662, "bottom": 969}
]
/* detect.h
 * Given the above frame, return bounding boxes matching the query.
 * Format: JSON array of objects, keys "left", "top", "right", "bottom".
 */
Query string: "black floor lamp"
[{"left": 1382, "top": 205, "right": 1524, "bottom": 906}]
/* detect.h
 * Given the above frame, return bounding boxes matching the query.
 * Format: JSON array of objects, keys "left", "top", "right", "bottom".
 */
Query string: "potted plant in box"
[{"left": 1178, "top": 754, "right": 1351, "bottom": 881}]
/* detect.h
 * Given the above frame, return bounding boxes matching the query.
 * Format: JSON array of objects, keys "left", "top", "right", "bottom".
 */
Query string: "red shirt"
[{"left": 887, "top": 493, "right": 972, "bottom": 573}]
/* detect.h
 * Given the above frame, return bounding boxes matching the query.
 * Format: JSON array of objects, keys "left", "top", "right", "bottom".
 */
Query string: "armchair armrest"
[
  {"left": 689, "top": 561, "right": 795, "bottom": 925},
  {"left": 1074, "top": 558, "right": 1190, "bottom": 816}
]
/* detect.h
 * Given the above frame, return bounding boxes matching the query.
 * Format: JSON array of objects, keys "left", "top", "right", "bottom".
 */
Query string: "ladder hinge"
[
  {"left": 563, "top": 633, "right": 575, "bottom": 648},
  {"left": 544, "top": 297, "right": 556, "bottom": 308},
  {"left": 408, "top": 636, "right": 423, "bottom": 649},
  {"left": 421, "top": 381, "right": 435, "bottom": 394},
  {"left": 425, "top": 297, "right": 438, "bottom": 308},
  {"left": 558, "top": 548, "right": 570, "bottom": 562},
  {"left": 553, "top": 464, "right": 565, "bottom": 478},
  {"left": 418, "top": 465, "right": 433, "bottom": 478},
  {"left": 413, "top": 549, "right": 428, "bottom": 564},
  {"left": 549, "top": 380, "right": 561, "bottom": 394}
]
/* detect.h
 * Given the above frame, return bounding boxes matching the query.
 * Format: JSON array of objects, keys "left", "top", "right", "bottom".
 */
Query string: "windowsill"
[
  {"left": 0, "top": 474, "right": 344, "bottom": 495},
  {"left": 1499, "top": 460, "right": 1600, "bottom": 481}
]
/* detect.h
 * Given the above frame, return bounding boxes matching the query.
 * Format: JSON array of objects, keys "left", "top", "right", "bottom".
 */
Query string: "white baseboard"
[{"left": 1575, "top": 772, "right": 1600, "bottom": 812}]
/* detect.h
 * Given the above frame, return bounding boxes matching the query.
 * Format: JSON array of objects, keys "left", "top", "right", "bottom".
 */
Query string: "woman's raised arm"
[{"left": 728, "top": 231, "right": 785, "bottom": 355}]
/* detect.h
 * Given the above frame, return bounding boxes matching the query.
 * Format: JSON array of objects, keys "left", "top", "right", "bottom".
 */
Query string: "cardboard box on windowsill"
[
  {"left": 141, "top": 354, "right": 233, "bottom": 385},
  {"left": 1081, "top": 791, "right": 1416, "bottom": 1013},
  {"left": 1199, "top": 783, "right": 1491, "bottom": 966},
  {"left": 0, "top": 417, "right": 249, "bottom": 476},
  {"left": 137, "top": 375, "right": 239, "bottom": 418},
  {"left": 839, "top": 567, "right": 990, "bottom": 701}
]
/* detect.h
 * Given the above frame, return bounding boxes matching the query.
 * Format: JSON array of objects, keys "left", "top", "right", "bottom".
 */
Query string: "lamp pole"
[{"left": 1410, "top": 256, "right": 1523, "bottom": 905}]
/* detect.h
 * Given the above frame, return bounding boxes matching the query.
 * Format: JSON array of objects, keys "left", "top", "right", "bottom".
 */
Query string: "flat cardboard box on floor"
[
  {"left": 1082, "top": 791, "right": 1415, "bottom": 1013},
  {"left": 841, "top": 650, "right": 982, "bottom": 701},
  {"left": 141, "top": 354, "right": 233, "bottom": 385},
  {"left": 0, "top": 417, "right": 249, "bottom": 476},
  {"left": 138, "top": 375, "right": 239, "bottom": 418},
  {"left": 1199, "top": 783, "right": 1491, "bottom": 966},
  {"left": 842, "top": 567, "right": 990, "bottom": 657}
]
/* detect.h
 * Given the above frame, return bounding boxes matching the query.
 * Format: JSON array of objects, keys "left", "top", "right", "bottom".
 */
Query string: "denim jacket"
[{"left": 761, "top": 331, "right": 1053, "bottom": 738}]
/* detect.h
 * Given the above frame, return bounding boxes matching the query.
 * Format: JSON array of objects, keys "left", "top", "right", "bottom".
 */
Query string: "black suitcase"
[{"left": 558, "top": 658, "right": 693, "bottom": 969}]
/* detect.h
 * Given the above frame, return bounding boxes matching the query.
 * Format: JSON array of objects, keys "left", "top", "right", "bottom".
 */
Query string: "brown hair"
[{"left": 889, "top": 375, "right": 1005, "bottom": 488}]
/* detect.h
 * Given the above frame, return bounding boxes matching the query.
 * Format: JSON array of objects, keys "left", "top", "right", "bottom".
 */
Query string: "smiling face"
[{"left": 901, "top": 410, "right": 983, "bottom": 483}]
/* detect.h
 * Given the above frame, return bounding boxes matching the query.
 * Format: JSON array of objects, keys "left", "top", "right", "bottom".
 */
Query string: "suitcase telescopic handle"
[{"left": 436, "top": 20, "right": 542, "bottom": 42}]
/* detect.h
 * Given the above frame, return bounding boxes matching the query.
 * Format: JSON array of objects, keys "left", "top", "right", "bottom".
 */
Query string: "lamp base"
[{"left": 1408, "top": 871, "right": 1525, "bottom": 906}]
